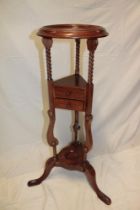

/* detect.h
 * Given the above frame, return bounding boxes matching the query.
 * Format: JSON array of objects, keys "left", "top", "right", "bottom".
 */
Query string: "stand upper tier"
[{"left": 37, "top": 24, "right": 108, "bottom": 39}]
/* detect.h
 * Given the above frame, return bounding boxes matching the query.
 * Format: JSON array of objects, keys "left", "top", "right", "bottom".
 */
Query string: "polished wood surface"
[
  {"left": 54, "top": 98, "right": 85, "bottom": 111},
  {"left": 28, "top": 24, "right": 111, "bottom": 205},
  {"left": 54, "top": 85, "right": 86, "bottom": 101},
  {"left": 38, "top": 24, "right": 108, "bottom": 39},
  {"left": 53, "top": 74, "right": 86, "bottom": 111},
  {"left": 28, "top": 142, "right": 111, "bottom": 205},
  {"left": 54, "top": 74, "right": 86, "bottom": 88}
]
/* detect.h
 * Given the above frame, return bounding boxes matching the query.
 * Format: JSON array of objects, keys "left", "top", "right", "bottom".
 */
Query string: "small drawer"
[
  {"left": 54, "top": 86, "right": 86, "bottom": 100},
  {"left": 54, "top": 98, "right": 85, "bottom": 111}
]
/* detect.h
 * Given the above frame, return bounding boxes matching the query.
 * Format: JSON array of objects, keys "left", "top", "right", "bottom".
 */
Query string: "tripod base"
[{"left": 28, "top": 142, "right": 111, "bottom": 205}]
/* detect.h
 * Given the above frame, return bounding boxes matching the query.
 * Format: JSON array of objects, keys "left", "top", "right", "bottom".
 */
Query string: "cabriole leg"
[
  {"left": 27, "top": 157, "right": 56, "bottom": 187},
  {"left": 84, "top": 161, "right": 111, "bottom": 205}
]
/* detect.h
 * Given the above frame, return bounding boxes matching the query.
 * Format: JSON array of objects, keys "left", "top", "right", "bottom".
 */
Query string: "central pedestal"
[{"left": 28, "top": 141, "right": 111, "bottom": 205}]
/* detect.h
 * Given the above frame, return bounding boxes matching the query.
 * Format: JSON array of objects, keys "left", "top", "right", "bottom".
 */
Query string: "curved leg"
[
  {"left": 84, "top": 114, "right": 93, "bottom": 152},
  {"left": 47, "top": 109, "right": 58, "bottom": 147},
  {"left": 27, "top": 157, "right": 56, "bottom": 187},
  {"left": 84, "top": 161, "right": 111, "bottom": 205},
  {"left": 84, "top": 84, "right": 94, "bottom": 152}
]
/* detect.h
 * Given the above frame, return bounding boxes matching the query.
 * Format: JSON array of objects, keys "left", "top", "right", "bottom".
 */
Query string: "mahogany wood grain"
[
  {"left": 28, "top": 24, "right": 111, "bottom": 206},
  {"left": 28, "top": 142, "right": 111, "bottom": 205},
  {"left": 73, "top": 39, "right": 81, "bottom": 141},
  {"left": 38, "top": 24, "right": 108, "bottom": 39},
  {"left": 53, "top": 74, "right": 86, "bottom": 88},
  {"left": 75, "top": 38, "right": 80, "bottom": 74},
  {"left": 54, "top": 86, "right": 86, "bottom": 101},
  {"left": 54, "top": 98, "right": 85, "bottom": 111},
  {"left": 42, "top": 38, "right": 58, "bottom": 155}
]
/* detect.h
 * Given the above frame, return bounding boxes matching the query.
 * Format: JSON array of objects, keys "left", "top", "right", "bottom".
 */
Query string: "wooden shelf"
[{"left": 54, "top": 74, "right": 87, "bottom": 89}]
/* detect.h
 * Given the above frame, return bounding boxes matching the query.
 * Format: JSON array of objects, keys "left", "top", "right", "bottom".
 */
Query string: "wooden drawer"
[
  {"left": 54, "top": 86, "right": 86, "bottom": 100},
  {"left": 54, "top": 98, "right": 85, "bottom": 111}
]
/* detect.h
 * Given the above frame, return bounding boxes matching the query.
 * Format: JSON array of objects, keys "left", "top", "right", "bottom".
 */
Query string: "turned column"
[
  {"left": 73, "top": 39, "right": 81, "bottom": 142},
  {"left": 42, "top": 38, "right": 58, "bottom": 157},
  {"left": 84, "top": 38, "right": 98, "bottom": 152}
]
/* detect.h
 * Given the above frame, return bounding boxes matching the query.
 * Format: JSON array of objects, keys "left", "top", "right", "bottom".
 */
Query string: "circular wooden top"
[{"left": 37, "top": 24, "right": 108, "bottom": 39}]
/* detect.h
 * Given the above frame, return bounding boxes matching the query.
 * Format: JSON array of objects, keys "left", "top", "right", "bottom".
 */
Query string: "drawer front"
[
  {"left": 54, "top": 98, "right": 85, "bottom": 111},
  {"left": 54, "top": 86, "right": 86, "bottom": 100}
]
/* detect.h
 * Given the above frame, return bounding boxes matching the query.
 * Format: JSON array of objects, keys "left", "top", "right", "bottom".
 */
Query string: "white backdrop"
[{"left": 0, "top": 0, "right": 140, "bottom": 210}]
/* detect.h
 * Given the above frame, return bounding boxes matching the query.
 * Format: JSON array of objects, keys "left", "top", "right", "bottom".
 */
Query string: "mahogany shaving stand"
[{"left": 28, "top": 24, "right": 111, "bottom": 205}]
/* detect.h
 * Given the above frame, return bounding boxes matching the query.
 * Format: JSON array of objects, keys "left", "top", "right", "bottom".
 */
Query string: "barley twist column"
[
  {"left": 84, "top": 38, "right": 98, "bottom": 152},
  {"left": 73, "top": 39, "right": 81, "bottom": 142},
  {"left": 42, "top": 38, "right": 58, "bottom": 157}
]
